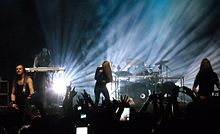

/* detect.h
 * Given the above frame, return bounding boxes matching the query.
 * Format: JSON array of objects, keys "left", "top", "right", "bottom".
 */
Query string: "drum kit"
[
  {"left": 110, "top": 59, "right": 171, "bottom": 104},
  {"left": 109, "top": 59, "right": 187, "bottom": 112}
]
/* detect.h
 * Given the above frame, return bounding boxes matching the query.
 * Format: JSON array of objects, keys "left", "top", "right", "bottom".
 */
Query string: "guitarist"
[
  {"left": 11, "top": 64, "right": 36, "bottom": 124},
  {"left": 192, "top": 58, "right": 220, "bottom": 101}
]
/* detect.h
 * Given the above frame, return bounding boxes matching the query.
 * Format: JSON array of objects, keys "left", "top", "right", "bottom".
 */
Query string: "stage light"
[
  {"left": 106, "top": 82, "right": 117, "bottom": 100},
  {"left": 34, "top": 0, "right": 220, "bottom": 108},
  {"left": 51, "top": 78, "right": 67, "bottom": 95}
]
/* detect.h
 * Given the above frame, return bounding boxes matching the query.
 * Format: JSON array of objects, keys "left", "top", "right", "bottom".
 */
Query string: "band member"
[
  {"left": 94, "top": 60, "right": 113, "bottom": 106},
  {"left": 33, "top": 48, "right": 51, "bottom": 68},
  {"left": 192, "top": 58, "right": 220, "bottom": 100},
  {"left": 33, "top": 48, "right": 52, "bottom": 108},
  {"left": 11, "top": 64, "right": 35, "bottom": 123}
]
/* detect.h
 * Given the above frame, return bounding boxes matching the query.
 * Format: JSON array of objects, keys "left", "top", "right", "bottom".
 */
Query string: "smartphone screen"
[
  {"left": 76, "top": 126, "right": 88, "bottom": 134},
  {"left": 77, "top": 106, "right": 82, "bottom": 110},
  {"left": 119, "top": 107, "right": 130, "bottom": 121},
  {"left": 80, "top": 114, "right": 87, "bottom": 119}
]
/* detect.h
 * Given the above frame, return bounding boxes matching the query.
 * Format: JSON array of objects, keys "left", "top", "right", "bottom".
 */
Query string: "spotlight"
[{"left": 52, "top": 78, "right": 67, "bottom": 94}]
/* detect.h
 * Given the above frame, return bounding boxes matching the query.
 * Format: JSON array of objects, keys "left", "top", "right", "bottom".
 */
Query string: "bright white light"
[
  {"left": 106, "top": 82, "right": 117, "bottom": 100},
  {"left": 52, "top": 78, "right": 67, "bottom": 95},
  {"left": 76, "top": 126, "right": 88, "bottom": 134}
]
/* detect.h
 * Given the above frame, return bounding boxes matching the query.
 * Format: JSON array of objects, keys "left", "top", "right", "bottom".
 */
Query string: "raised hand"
[{"left": 119, "top": 95, "right": 130, "bottom": 107}]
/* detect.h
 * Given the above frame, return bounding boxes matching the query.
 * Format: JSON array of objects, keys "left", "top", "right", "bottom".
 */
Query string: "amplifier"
[{"left": 0, "top": 80, "right": 9, "bottom": 106}]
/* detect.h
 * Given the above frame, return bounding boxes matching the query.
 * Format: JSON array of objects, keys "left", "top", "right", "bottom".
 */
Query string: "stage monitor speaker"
[
  {"left": 0, "top": 80, "right": 9, "bottom": 106},
  {"left": 0, "top": 80, "right": 9, "bottom": 93},
  {"left": 0, "top": 95, "right": 9, "bottom": 106}
]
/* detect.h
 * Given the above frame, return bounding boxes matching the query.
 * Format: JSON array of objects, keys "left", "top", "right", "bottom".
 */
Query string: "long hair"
[
  {"left": 39, "top": 48, "right": 50, "bottom": 57},
  {"left": 35, "top": 48, "right": 51, "bottom": 67},
  {"left": 199, "top": 58, "right": 213, "bottom": 72},
  {"left": 102, "top": 60, "right": 113, "bottom": 82},
  {"left": 13, "top": 64, "right": 27, "bottom": 85}
]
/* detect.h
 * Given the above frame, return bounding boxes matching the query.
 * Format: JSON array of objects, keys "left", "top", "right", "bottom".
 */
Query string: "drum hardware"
[
  {"left": 154, "top": 60, "right": 170, "bottom": 77},
  {"left": 112, "top": 60, "right": 185, "bottom": 111},
  {"left": 115, "top": 71, "right": 133, "bottom": 77},
  {"left": 155, "top": 60, "right": 169, "bottom": 66},
  {"left": 140, "top": 93, "right": 146, "bottom": 99}
]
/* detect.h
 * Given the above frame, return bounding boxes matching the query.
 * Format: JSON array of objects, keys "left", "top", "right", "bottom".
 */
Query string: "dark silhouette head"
[{"left": 199, "top": 58, "right": 213, "bottom": 72}]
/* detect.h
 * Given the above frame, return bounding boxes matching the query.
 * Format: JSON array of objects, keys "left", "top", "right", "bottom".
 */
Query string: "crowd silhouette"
[{"left": 1, "top": 83, "right": 220, "bottom": 134}]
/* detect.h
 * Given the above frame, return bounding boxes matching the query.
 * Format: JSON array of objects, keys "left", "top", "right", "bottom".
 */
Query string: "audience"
[{"left": 1, "top": 85, "right": 220, "bottom": 134}]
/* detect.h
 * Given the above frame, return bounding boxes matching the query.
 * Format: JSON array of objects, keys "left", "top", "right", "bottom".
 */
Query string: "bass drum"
[{"left": 119, "top": 82, "right": 151, "bottom": 110}]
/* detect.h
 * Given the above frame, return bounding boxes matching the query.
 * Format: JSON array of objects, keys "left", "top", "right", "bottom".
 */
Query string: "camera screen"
[
  {"left": 119, "top": 107, "right": 130, "bottom": 121},
  {"left": 77, "top": 106, "right": 82, "bottom": 110},
  {"left": 76, "top": 126, "right": 88, "bottom": 134},
  {"left": 80, "top": 114, "right": 87, "bottom": 119}
]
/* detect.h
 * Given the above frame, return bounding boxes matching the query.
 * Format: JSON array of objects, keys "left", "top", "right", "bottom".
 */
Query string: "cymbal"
[
  {"left": 155, "top": 60, "right": 168, "bottom": 65},
  {"left": 115, "top": 71, "right": 133, "bottom": 77},
  {"left": 126, "top": 59, "right": 143, "bottom": 66}
]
